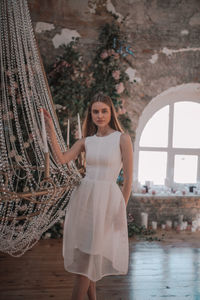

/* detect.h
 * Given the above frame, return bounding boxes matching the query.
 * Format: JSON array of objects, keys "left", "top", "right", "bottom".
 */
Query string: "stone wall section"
[{"left": 28, "top": 0, "right": 200, "bottom": 138}]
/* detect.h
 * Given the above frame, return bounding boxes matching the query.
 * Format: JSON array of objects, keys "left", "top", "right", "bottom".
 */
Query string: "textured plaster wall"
[{"left": 28, "top": 0, "right": 200, "bottom": 137}]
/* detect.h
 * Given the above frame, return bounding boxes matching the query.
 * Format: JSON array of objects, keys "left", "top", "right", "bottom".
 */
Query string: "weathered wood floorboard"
[{"left": 0, "top": 236, "right": 200, "bottom": 300}]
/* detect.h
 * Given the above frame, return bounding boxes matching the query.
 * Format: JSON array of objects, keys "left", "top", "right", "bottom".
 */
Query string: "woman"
[{"left": 44, "top": 92, "right": 133, "bottom": 300}]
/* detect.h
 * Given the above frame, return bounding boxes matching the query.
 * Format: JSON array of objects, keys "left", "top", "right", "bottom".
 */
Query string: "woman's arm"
[
  {"left": 43, "top": 109, "right": 85, "bottom": 164},
  {"left": 120, "top": 133, "right": 133, "bottom": 206}
]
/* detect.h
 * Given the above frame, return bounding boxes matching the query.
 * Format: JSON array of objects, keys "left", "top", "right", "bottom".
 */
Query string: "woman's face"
[{"left": 91, "top": 102, "right": 111, "bottom": 128}]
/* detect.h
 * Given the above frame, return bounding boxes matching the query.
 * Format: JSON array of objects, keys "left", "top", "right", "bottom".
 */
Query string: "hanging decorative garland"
[{"left": 0, "top": 0, "right": 82, "bottom": 256}]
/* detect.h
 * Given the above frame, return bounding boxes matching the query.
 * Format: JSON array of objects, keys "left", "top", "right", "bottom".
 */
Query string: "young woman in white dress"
[{"left": 44, "top": 93, "right": 133, "bottom": 300}]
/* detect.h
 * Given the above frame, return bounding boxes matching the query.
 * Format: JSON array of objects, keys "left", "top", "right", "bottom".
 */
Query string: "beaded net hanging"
[{"left": 0, "top": 0, "right": 81, "bottom": 257}]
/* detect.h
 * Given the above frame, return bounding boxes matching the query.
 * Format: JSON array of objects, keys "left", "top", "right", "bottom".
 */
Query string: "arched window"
[{"left": 133, "top": 83, "right": 200, "bottom": 192}]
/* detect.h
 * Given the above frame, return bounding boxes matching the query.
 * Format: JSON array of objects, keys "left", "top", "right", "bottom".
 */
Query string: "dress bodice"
[{"left": 84, "top": 131, "right": 122, "bottom": 182}]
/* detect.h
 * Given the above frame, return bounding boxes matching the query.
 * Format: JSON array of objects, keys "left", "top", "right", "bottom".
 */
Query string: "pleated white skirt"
[{"left": 62, "top": 177, "right": 129, "bottom": 282}]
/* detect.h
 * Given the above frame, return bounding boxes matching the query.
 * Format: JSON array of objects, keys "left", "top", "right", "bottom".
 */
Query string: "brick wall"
[{"left": 127, "top": 195, "right": 200, "bottom": 226}]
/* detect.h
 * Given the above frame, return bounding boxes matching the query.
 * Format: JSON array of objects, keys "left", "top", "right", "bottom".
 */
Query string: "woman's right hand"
[{"left": 42, "top": 108, "right": 54, "bottom": 131}]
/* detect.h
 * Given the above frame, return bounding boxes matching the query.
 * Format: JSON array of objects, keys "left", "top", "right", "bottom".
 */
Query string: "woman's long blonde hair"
[{"left": 82, "top": 92, "right": 124, "bottom": 137}]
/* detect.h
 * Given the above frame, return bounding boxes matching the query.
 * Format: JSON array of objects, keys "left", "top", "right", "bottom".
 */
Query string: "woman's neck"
[{"left": 96, "top": 126, "right": 114, "bottom": 137}]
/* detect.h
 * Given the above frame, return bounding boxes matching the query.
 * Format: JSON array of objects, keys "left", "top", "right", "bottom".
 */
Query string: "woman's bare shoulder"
[{"left": 120, "top": 132, "right": 131, "bottom": 144}]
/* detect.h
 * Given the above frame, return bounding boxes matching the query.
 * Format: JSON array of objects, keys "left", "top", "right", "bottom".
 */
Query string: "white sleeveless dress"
[{"left": 62, "top": 131, "right": 129, "bottom": 282}]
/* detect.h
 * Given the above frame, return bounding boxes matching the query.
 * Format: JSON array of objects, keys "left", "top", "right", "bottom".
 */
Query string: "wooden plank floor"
[{"left": 0, "top": 232, "right": 200, "bottom": 300}]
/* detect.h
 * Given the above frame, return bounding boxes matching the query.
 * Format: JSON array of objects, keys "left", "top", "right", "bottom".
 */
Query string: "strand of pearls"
[{"left": 0, "top": 0, "right": 81, "bottom": 257}]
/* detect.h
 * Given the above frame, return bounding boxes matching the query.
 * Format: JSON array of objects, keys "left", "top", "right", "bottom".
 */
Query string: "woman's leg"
[
  {"left": 87, "top": 280, "right": 97, "bottom": 300},
  {"left": 71, "top": 274, "right": 91, "bottom": 300}
]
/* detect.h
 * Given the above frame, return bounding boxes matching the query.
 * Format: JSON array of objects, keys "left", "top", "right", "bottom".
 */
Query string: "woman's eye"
[{"left": 92, "top": 109, "right": 109, "bottom": 114}]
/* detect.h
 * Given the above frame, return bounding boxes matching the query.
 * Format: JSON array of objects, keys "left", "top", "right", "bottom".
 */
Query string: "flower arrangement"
[{"left": 44, "top": 22, "right": 134, "bottom": 144}]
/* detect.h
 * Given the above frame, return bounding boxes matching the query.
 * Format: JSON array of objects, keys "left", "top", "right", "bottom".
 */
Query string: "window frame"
[{"left": 133, "top": 83, "right": 200, "bottom": 192}]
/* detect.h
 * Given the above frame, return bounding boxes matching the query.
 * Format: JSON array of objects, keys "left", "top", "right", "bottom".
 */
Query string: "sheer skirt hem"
[
  {"left": 63, "top": 268, "right": 128, "bottom": 282},
  {"left": 63, "top": 247, "right": 128, "bottom": 282}
]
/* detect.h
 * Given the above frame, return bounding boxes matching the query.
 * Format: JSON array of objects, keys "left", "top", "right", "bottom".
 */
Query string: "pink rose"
[
  {"left": 118, "top": 106, "right": 126, "bottom": 115},
  {"left": 100, "top": 50, "right": 109, "bottom": 60},
  {"left": 112, "top": 70, "right": 120, "bottom": 80},
  {"left": 120, "top": 107, "right": 126, "bottom": 114},
  {"left": 114, "top": 52, "right": 120, "bottom": 59},
  {"left": 107, "top": 49, "right": 114, "bottom": 56},
  {"left": 61, "top": 61, "right": 70, "bottom": 67},
  {"left": 116, "top": 82, "right": 125, "bottom": 94}
]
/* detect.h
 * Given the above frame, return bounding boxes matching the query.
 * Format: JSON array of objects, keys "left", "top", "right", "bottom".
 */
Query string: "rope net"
[{"left": 0, "top": 0, "right": 81, "bottom": 257}]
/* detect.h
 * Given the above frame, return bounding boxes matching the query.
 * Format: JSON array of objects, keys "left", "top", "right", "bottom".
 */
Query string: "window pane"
[
  {"left": 174, "top": 155, "right": 198, "bottom": 183},
  {"left": 139, "top": 106, "right": 169, "bottom": 147},
  {"left": 173, "top": 101, "right": 200, "bottom": 148},
  {"left": 138, "top": 151, "right": 167, "bottom": 185}
]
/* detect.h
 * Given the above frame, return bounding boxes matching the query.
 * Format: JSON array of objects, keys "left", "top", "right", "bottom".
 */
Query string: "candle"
[
  {"left": 141, "top": 212, "right": 148, "bottom": 229},
  {"left": 166, "top": 220, "right": 172, "bottom": 229},
  {"left": 191, "top": 226, "right": 197, "bottom": 232},
  {"left": 178, "top": 214, "right": 184, "bottom": 224},
  {"left": 77, "top": 113, "right": 82, "bottom": 139},
  {"left": 152, "top": 221, "right": 157, "bottom": 230},
  {"left": 67, "top": 119, "right": 70, "bottom": 148},
  {"left": 40, "top": 108, "right": 48, "bottom": 153}
]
